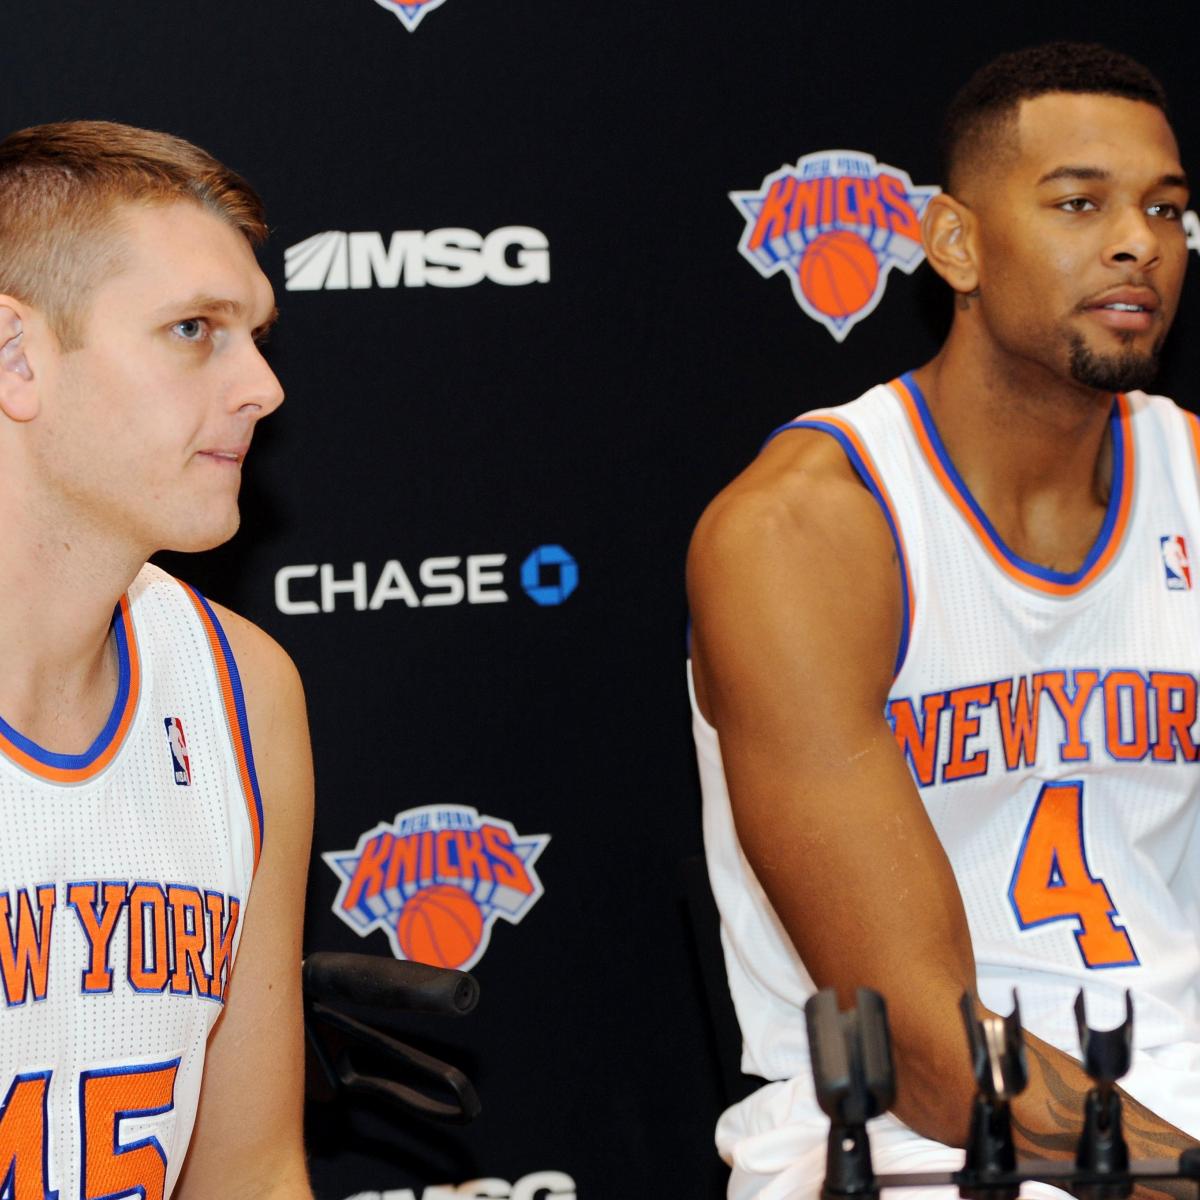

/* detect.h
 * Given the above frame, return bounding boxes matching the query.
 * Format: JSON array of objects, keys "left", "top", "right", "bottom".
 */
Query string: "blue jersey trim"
[
  {"left": 771, "top": 417, "right": 913, "bottom": 678},
  {"left": 190, "top": 590, "right": 266, "bottom": 857},
  {"left": 900, "top": 371, "right": 1125, "bottom": 587},
  {"left": 0, "top": 602, "right": 132, "bottom": 770}
]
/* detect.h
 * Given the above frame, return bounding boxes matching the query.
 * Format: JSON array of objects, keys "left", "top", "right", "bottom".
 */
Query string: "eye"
[
  {"left": 171, "top": 317, "right": 210, "bottom": 342},
  {"left": 1058, "top": 197, "right": 1097, "bottom": 213},
  {"left": 1147, "top": 202, "right": 1182, "bottom": 220}
]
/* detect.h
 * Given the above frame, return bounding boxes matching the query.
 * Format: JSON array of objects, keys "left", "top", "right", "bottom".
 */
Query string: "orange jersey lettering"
[
  {"left": 993, "top": 676, "right": 1042, "bottom": 770},
  {"left": 1103, "top": 670, "right": 1150, "bottom": 760},
  {"left": 943, "top": 684, "right": 993, "bottom": 782},
  {"left": 67, "top": 882, "right": 129, "bottom": 994},
  {"left": 1151, "top": 671, "right": 1198, "bottom": 762},
  {"left": 0, "top": 1073, "right": 50, "bottom": 1199},
  {"left": 206, "top": 892, "right": 241, "bottom": 1002},
  {"left": 0, "top": 886, "right": 55, "bottom": 1006},
  {"left": 887, "top": 693, "right": 947, "bottom": 787},
  {"left": 1036, "top": 670, "right": 1099, "bottom": 761}
]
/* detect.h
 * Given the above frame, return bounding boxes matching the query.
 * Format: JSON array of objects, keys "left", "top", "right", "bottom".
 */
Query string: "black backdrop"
[{"left": 4, "top": 3, "right": 1200, "bottom": 1197}]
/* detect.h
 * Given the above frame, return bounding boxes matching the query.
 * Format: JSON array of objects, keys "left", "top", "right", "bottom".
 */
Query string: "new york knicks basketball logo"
[
  {"left": 372, "top": 0, "right": 448, "bottom": 32},
  {"left": 731, "top": 150, "right": 939, "bottom": 341},
  {"left": 324, "top": 805, "right": 549, "bottom": 970}
]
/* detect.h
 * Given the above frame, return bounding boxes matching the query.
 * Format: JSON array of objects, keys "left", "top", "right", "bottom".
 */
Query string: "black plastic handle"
[{"left": 303, "top": 951, "right": 479, "bottom": 1016}]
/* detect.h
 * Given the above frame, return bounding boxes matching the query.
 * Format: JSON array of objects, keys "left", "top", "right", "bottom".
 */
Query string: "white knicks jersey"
[
  {"left": 694, "top": 373, "right": 1200, "bottom": 1153},
  {"left": 0, "top": 563, "right": 263, "bottom": 1200}
]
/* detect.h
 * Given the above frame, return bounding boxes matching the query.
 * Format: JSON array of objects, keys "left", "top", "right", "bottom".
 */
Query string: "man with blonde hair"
[{"left": 0, "top": 120, "right": 312, "bottom": 1198}]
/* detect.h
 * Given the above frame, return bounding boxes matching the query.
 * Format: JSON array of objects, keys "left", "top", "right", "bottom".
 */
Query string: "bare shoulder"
[
  {"left": 687, "top": 426, "right": 902, "bottom": 718},
  {"left": 205, "top": 600, "right": 304, "bottom": 706},
  {"left": 688, "top": 426, "right": 896, "bottom": 600}
]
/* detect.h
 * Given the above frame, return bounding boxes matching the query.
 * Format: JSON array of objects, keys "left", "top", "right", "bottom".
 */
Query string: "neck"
[
  {"left": 0, "top": 475, "right": 146, "bottom": 748},
  {"left": 911, "top": 321, "right": 1118, "bottom": 574}
]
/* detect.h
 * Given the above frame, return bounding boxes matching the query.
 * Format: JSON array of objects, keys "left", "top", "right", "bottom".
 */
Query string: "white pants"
[
  {"left": 723, "top": 1102, "right": 1069, "bottom": 1199},
  {"left": 720, "top": 1041, "right": 1200, "bottom": 1200}
]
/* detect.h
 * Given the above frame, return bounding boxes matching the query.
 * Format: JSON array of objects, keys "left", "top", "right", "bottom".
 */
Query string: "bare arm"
[
  {"left": 173, "top": 604, "right": 314, "bottom": 1200},
  {"left": 687, "top": 429, "right": 1193, "bottom": 1192}
]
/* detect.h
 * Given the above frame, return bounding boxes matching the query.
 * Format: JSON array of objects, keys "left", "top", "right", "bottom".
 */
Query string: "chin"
[
  {"left": 162, "top": 512, "right": 242, "bottom": 555},
  {"left": 1066, "top": 332, "right": 1161, "bottom": 393}
]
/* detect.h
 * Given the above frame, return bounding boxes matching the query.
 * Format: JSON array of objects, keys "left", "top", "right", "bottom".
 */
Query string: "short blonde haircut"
[{"left": 0, "top": 120, "right": 267, "bottom": 349}]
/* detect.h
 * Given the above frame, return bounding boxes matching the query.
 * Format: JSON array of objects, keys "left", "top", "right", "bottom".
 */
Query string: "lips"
[
  {"left": 1081, "top": 286, "right": 1160, "bottom": 333},
  {"left": 1083, "top": 285, "right": 1160, "bottom": 314},
  {"left": 197, "top": 447, "right": 248, "bottom": 465}
]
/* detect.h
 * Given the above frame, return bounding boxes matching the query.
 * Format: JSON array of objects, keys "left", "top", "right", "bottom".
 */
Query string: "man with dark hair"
[
  {"left": 0, "top": 121, "right": 313, "bottom": 1198},
  {"left": 941, "top": 43, "right": 1169, "bottom": 199},
  {"left": 689, "top": 43, "right": 1199, "bottom": 1199}
]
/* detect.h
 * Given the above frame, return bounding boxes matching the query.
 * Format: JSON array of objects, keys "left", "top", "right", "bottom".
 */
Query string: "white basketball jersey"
[
  {"left": 694, "top": 373, "right": 1200, "bottom": 1165},
  {"left": 0, "top": 563, "right": 262, "bottom": 1199}
]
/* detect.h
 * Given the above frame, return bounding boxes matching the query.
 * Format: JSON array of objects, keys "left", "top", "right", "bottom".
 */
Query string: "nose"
[
  {"left": 231, "top": 342, "right": 285, "bottom": 419},
  {"left": 1102, "top": 206, "right": 1161, "bottom": 271}
]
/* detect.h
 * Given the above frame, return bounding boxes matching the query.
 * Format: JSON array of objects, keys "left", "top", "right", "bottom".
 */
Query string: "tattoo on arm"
[
  {"left": 1010, "top": 1041, "right": 1082, "bottom": 1156},
  {"left": 1011, "top": 1038, "right": 1196, "bottom": 1198}
]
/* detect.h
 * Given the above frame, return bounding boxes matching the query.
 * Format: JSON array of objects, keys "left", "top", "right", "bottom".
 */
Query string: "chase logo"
[
  {"left": 521, "top": 545, "right": 578, "bottom": 607},
  {"left": 324, "top": 805, "right": 549, "bottom": 971},
  {"left": 372, "top": 0, "right": 448, "bottom": 31},
  {"left": 275, "top": 547, "right": 579, "bottom": 614},
  {"left": 731, "top": 150, "right": 939, "bottom": 341}
]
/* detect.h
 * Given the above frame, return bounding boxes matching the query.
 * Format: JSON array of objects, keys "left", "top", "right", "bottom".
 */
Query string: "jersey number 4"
[
  {"left": 1008, "top": 781, "right": 1138, "bottom": 969},
  {"left": 0, "top": 1058, "right": 178, "bottom": 1199}
]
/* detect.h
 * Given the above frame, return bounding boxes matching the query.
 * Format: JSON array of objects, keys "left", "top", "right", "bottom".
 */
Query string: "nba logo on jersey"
[
  {"left": 371, "top": 0, "right": 448, "bottom": 31},
  {"left": 1161, "top": 535, "right": 1192, "bottom": 590},
  {"left": 730, "top": 150, "right": 939, "bottom": 341},
  {"left": 164, "top": 717, "right": 191, "bottom": 786}
]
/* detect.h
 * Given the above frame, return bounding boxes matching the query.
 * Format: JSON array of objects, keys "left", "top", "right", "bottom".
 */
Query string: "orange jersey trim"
[
  {"left": 1187, "top": 410, "right": 1200, "bottom": 479},
  {"left": 179, "top": 584, "right": 265, "bottom": 876},
  {"left": 0, "top": 596, "right": 141, "bottom": 784},
  {"left": 891, "top": 374, "right": 1134, "bottom": 597},
  {"left": 767, "top": 410, "right": 916, "bottom": 676}
]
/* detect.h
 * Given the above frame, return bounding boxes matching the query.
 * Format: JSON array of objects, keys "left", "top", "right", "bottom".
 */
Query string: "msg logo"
[
  {"left": 346, "top": 1171, "right": 576, "bottom": 1200},
  {"left": 284, "top": 228, "right": 549, "bottom": 290}
]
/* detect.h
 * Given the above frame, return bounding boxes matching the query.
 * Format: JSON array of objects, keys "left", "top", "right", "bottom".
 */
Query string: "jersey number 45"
[{"left": 0, "top": 1058, "right": 178, "bottom": 1199}]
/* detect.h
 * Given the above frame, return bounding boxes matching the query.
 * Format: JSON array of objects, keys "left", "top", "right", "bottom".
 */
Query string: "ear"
[
  {"left": 0, "top": 301, "right": 37, "bottom": 422},
  {"left": 922, "top": 193, "right": 980, "bottom": 297}
]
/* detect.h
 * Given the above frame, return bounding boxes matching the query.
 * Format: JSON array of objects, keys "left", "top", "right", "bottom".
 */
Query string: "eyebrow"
[
  {"left": 154, "top": 294, "right": 280, "bottom": 338},
  {"left": 1036, "top": 164, "right": 1189, "bottom": 190}
]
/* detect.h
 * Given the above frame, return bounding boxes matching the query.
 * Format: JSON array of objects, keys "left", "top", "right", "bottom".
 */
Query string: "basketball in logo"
[
  {"left": 731, "top": 152, "right": 938, "bottom": 340},
  {"left": 797, "top": 230, "right": 880, "bottom": 320},
  {"left": 395, "top": 884, "right": 485, "bottom": 968}
]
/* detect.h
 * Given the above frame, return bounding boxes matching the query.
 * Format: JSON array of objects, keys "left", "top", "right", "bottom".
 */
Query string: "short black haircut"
[{"left": 941, "top": 43, "right": 1170, "bottom": 193}]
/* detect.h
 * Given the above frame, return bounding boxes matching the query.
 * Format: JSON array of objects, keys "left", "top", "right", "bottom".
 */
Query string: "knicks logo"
[
  {"left": 731, "top": 150, "right": 939, "bottom": 341},
  {"left": 324, "top": 805, "right": 549, "bottom": 971},
  {"left": 372, "top": 0, "right": 448, "bottom": 31}
]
